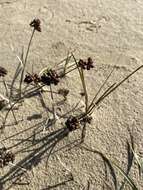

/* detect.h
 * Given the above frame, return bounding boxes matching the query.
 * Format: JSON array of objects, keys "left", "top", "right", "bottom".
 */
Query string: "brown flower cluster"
[
  {"left": 24, "top": 73, "right": 41, "bottom": 84},
  {"left": 0, "top": 66, "right": 7, "bottom": 77},
  {"left": 24, "top": 69, "right": 60, "bottom": 86},
  {"left": 30, "top": 18, "right": 41, "bottom": 32},
  {"left": 41, "top": 69, "right": 60, "bottom": 86},
  {"left": 0, "top": 147, "right": 15, "bottom": 168},
  {"left": 65, "top": 116, "right": 80, "bottom": 132},
  {"left": 78, "top": 57, "right": 94, "bottom": 70}
]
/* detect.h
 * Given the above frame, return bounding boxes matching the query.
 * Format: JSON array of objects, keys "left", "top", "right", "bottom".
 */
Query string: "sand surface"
[{"left": 0, "top": 0, "right": 143, "bottom": 189}]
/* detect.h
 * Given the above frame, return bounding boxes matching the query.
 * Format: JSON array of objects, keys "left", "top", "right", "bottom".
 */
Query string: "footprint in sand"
[{"left": 78, "top": 16, "right": 110, "bottom": 32}]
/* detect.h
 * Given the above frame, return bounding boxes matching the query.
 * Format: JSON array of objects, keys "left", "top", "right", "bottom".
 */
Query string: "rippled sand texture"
[{"left": 0, "top": 0, "right": 143, "bottom": 189}]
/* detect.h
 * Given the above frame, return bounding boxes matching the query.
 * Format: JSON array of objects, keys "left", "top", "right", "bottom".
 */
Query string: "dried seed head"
[
  {"left": 78, "top": 57, "right": 94, "bottom": 70},
  {"left": 41, "top": 69, "right": 60, "bottom": 86},
  {"left": 24, "top": 73, "right": 41, "bottom": 84},
  {"left": 78, "top": 59, "right": 87, "bottom": 70},
  {"left": 30, "top": 18, "right": 41, "bottom": 32},
  {"left": 87, "top": 57, "right": 94, "bottom": 70},
  {"left": 0, "top": 67, "right": 7, "bottom": 77},
  {"left": 24, "top": 74, "right": 33, "bottom": 84},
  {"left": 0, "top": 147, "right": 15, "bottom": 168},
  {"left": 4, "top": 151, "right": 15, "bottom": 164},
  {"left": 32, "top": 74, "right": 41, "bottom": 83},
  {"left": 65, "top": 116, "right": 80, "bottom": 132}
]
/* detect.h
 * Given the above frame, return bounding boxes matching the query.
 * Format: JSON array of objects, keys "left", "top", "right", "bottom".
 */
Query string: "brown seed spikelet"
[
  {"left": 24, "top": 73, "right": 41, "bottom": 84},
  {"left": 0, "top": 67, "right": 7, "bottom": 77},
  {"left": 78, "top": 57, "right": 94, "bottom": 70},
  {"left": 41, "top": 69, "right": 60, "bottom": 86},
  {"left": 30, "top": 18, "right": 41, "bottom": 32},
  {"left": 0, "top": 147, "right": 15, "bottom": 168},
  {"left": 65, "top": 116, "right": 80, "bottom": 132}
]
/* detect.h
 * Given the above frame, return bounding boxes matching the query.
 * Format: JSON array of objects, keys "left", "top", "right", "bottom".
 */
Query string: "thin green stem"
[
  {"left": 10, "top": 47, "right": 24, "bottom": 98},
  {"left": 19, "top": 29, "right": 35, "bottom": 97},
  {"left": 80, "top": 68, "right": 88, "bottom": 112},
  {"left": 63, "top": 66, "right": 78, "bottom": 75},
  {"left": 87, "top": 67, "right": 115, "bottom": 113},
  {"left": 50, "top": 84, "right": 54, "bottom": 100},
  {"left": 2, "top": 78, "right": 17, "bottom": 124},
  {"left": 63, "top": 51, "right": 71, "bottom": 76},
  {"left": 95, "top": 64, "right": 143, "bottom": 105},
  {"left": 88, "top": 64, "right": 143, "bottom": 115},
  {"left": 87, "top": 83, "right": 116, "bottom": 115},
  {"left": 71, "top": 53, "right": 89, "bottom": 143},
  {"left": 71, "top": 53, "right": 88, "bottom": 112}
]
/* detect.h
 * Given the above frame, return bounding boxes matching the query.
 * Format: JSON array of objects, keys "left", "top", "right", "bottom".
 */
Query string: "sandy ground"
[{"left": 0, "top": 0, "right": 143, "bottom": 189}]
